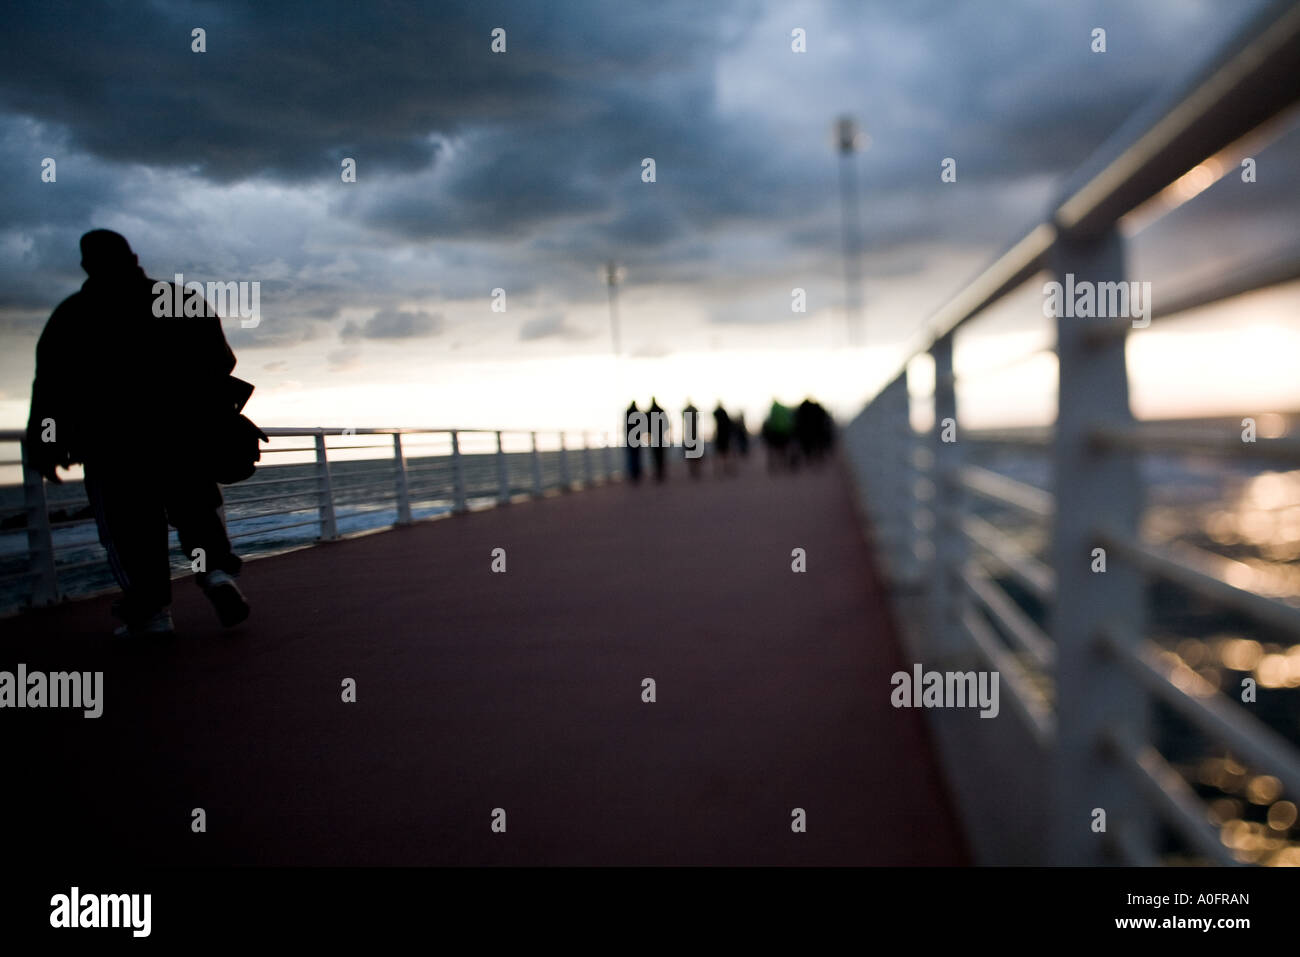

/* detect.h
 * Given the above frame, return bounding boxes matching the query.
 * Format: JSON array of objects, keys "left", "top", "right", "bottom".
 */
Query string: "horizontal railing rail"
[
  {"left": 960, "top": 604, "right": 1056, "bottom": 747},
  {"left": 960, "top": 562, "right": 1054, "bottom": 670},
  {"left": 1099, "top": 533, "right": 1300, "bottom": 633},
  {"left": 955, "top": 465, "right": 1054, "bottom": 520}
]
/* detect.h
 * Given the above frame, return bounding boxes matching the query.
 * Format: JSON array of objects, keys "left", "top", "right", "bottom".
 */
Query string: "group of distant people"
[
  {"left": 622, "top": 398, "right": 749, "bottom": 483},
  {"left": 760, "top": 398, "right": 835, "bottom": 472},
  {"left": 622, "top": 395, "right": 835, "bottom": 482}
]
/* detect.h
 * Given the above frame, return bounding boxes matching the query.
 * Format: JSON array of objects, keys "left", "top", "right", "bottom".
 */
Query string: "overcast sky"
[{"left": 2, "top": 0, "right": 1296, "bottom": 433}]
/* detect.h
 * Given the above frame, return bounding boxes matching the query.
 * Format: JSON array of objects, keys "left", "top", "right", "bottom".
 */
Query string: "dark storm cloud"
[
  {"left": 0, "top": 0, "right": 1282, "bottom": 358},
  {"left": 1, "top": 0, "right": 789, "bottom": 321},
  {"left": 341, "top": 307, "right": 444, "bottom": 341},
  {"left": 0, "top": 118, "right": 135, "bottom": 310},
  {"left": 0, "top": 0, "right": 1234, "bottom": 243},
  {"left": 0, "top": 0, "right": 1045, "bottom": 251},
  {"left": 339, "top": 0, "right": 1253, "bottom": 298},
  {"left": 0, "top": 0, "right": 731, "bottom": 184}
]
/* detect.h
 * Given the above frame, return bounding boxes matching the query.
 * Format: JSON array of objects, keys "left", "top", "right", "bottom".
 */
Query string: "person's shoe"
[
  {"left": 201, "top": 570, "right": 250, "bottom": 627},
  {"left": 112, "top": 608, "right": 175, "bottom": 639}
]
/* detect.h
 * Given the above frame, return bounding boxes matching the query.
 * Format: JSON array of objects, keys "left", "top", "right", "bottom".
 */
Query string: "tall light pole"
[
  {"left": 835, "top": 116, "right": 866, "bottom": 347},
  {"left": 604, "top": 260, "right": 625, "bottom": 355}
]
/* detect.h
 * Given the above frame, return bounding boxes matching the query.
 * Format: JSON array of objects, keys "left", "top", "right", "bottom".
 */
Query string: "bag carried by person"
[{"left": 210, "top": 376, "right": 268, "bottom": 484}]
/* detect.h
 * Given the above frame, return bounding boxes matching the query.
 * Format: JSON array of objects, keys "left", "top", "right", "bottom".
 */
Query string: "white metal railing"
[
  {"left": 0, "top": 427, "right": 620, "bottom": 613},
  {"left": 843, "top": 0, "right": 1300, "bottom": 865}
]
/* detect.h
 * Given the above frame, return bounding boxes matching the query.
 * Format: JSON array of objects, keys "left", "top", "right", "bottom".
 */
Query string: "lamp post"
[
  {"left": 835, "top": 116, "right": 866, "bottom": 347},
  {"left": 604, "top": 260, "right": 626, "bottom": 355}
]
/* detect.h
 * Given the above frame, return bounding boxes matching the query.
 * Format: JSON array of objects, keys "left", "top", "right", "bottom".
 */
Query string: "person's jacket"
[{"left": 25, "top": 268, "right": 236, "bottom": 472}]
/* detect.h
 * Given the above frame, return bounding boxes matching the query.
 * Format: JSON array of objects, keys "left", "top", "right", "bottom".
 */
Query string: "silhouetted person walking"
[
  {"left": 762, "top": 399, "right": 794, "bottom": 473},
  {"left": 647, "top": 396, "right": 669, "bottom": 482},
  {"left": 712, "top": 402, "right": 733, "bottom": 475},
  {"left": 25, "top": 230, "right": 250, "bottom": 637},
  {"left": 735, "top": 412, "right": 749, "bottom": 458},
  {"left": 624, "top": 400, "right": 643, "bottom": 484},
  {"left": 794, "top": 398, "right": 835, "bottom": 466}
]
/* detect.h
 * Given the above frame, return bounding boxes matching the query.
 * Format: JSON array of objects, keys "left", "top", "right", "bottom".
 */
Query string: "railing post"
[
  {"left": 496, "top": 430, "right": 510, "bottom": 505},
  {"left": 861, "top": 390, "right": 886, "bottom": 552},
  {"left": 1049, "top": 227, "right": 1151, "bottom": 865},
  {"left": 450, "top": 430, "right": 468, "bottom": 513},
  {"left": 891, "top": 370, "right": 920, "bottom": 586},
  {"left": 845, "top": 404, "right": 874, "bottom": 524},
  {"left": 558, "top": 432, "right": 570, "bottom": 491},
  {"left": 930, "top": 333, "right": 966, "bottom": 656},
  {"left": 313, "top": 432, "right": 339, "bottom": 541},
  {"left": 874, "top": 373, "right": 907, "bottom": 584},
  {"left": 393, "top": 433, "right": 412, "bottom": 525},
  {"left": 20, "top": 440, "right": 59, "bottom": 606},
  {"left": 530, "top": 431, "right": 544, "bottom": 497},
  {"left": 582, "top": 432, "right": 593, "bottom": 487}
]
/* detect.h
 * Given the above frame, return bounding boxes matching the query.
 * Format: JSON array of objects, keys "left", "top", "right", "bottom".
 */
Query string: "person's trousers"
[{"left": 85, "top": 460, "right": 241, "bottom": 623}]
